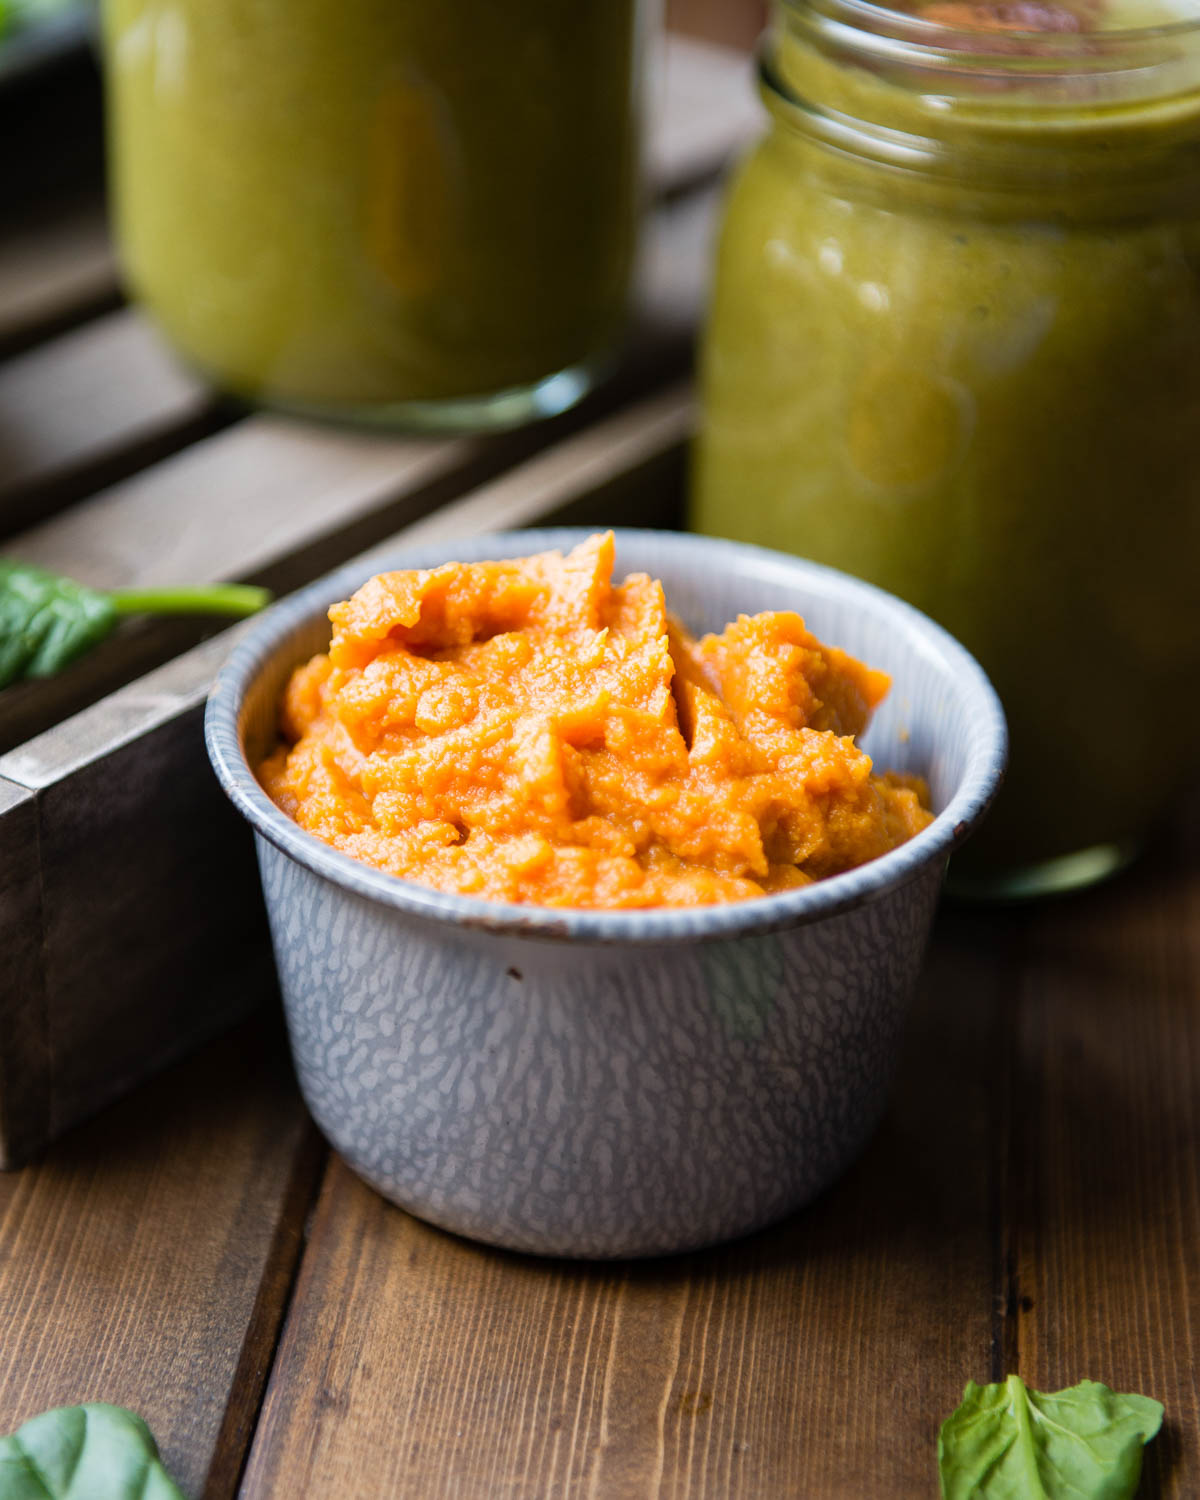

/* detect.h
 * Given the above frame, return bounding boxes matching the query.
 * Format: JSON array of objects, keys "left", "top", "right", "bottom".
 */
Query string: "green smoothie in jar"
[
  {"left": 102, "top": 0, "right": 644, "bottom": 428},
  {"left": 692, "top": 0, "right": 1200, "bottom": 895}
]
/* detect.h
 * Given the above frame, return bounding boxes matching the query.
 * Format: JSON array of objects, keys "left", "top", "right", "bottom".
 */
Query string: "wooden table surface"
[{"left": 1, "top": 21, "right": 1197, "bottom": 1500}]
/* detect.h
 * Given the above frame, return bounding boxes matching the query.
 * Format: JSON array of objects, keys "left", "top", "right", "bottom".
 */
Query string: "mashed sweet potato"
[{"left": 258, "top": 534, "right": 932, "bottom": 908}]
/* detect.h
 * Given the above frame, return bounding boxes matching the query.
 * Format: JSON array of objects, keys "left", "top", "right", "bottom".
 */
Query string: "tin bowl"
[{"left": 205, "top": 529, "right": 1005, "bottom": 1258}]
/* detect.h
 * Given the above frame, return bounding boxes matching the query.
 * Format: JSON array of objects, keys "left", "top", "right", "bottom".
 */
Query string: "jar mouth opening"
[
  {"left": 787, "top": 0, "right": 1200, "bottom": 52},
  {"left": 769, "top": 0, "right": 1200, "bottom": 137},
  {"left": 777, "top": 0, "right": 1200, "bottom": 104}
]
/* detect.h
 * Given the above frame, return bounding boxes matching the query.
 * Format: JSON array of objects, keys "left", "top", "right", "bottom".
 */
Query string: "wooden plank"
[
  {"left": 0, "top": 1016, "right": 324, "bottom": 1500},
  {"left": 0, "top": 310, "right": 220, "bottom": 537},
  {"left": 1004, "top": 819, "right": 1200, "bottom": 1498},
  {"left": 9, "top": 418, "right": 472, "bottom": 591},
  {"left": 238, "top": 919, "right": 1000, "bottom": 1499},
  {"left": 379, "top": 384, "right": 693, "bottom": 553},
  {"left": 0, "top": 386, "right": 689, "bottom": 1167}
]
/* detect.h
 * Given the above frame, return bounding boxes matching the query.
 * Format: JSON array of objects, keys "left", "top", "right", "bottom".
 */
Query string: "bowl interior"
[
  {"left": 241, "top": 530, "right": 976, "bottom": 810},
  {"left": 214, "top": 528, "right": 1005, "bottom": 940}
]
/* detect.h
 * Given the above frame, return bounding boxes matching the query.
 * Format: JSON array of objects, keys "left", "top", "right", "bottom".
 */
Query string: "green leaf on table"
[
  {"left": 0, "top": 558, "right": 271, "bottom": 689},
  {"left": 0, "top": 1403, "right": 187, "bottom": 1499},
  {"left": 938, "top": 1375, "right": 1164, "bottom": 1500}
]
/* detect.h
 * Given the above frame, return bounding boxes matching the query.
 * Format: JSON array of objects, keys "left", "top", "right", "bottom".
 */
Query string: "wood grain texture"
[
  {"left": 239, "top": 921, "right": 999, "bottom": 1500},
  {"left": 0, "top": 1016, "right": 323, "bottom": 1500},
  {"left": 1002, "top": 818, "right": 1200, "bottom": 1497}
]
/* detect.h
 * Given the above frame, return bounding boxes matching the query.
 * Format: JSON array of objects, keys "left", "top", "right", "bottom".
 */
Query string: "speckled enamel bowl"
[{"left": 205, "top": 529, "right": 1005, "bottom": 1259}]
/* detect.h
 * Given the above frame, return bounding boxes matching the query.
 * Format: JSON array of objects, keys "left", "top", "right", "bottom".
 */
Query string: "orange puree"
[{"left": 258, "top": 534, "right": 932, "bottom": 908}]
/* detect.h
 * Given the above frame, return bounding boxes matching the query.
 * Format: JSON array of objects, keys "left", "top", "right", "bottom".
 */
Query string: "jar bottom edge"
[
  {"left": 254, "top": 355, "right": 609, "bottom": 436},
  {"left": 944, "top": 840, "right": 1142, "bottom": 904}
]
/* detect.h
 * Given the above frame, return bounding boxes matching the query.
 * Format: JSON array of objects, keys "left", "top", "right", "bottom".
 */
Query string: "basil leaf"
[
  {"left": 0, "top": 1403, "right": 186, "bottom": 1500},
  {"left": 938, "top": 1375, "right": 1164, "bottom": 1500},
  {"left": 0, "top": 561, "right": 116, "bottom": 688},
  {"left": 0, "top": 558, "right": 270, "bottom": 689}
]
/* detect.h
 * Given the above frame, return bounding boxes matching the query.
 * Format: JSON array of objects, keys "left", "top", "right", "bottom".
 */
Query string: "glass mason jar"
[
  {"left": 692, "top": 0, "right": 1200, "bottom": 898},
  {"left": 101, "top": 1, "right": 647, "bottom": 430}
]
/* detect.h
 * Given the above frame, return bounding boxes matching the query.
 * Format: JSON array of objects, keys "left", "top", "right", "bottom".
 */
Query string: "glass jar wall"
[
  {"left": 102, "top": 0, "right": 645, "bottom": 430},
  {"left": 691, "top": 0, "right": 1200, "bottom": 897}
]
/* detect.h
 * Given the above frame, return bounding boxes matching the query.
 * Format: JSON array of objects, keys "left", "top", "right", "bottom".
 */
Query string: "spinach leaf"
[
  {"left": 938, "top": 1375, "right": 1163, "bottom": 1500},
  {"left": 0, "top": 560, "right": 270, "bottom": 688},
  {"left": 0, "top": 1403, "right": 186, "bottom": 1499}
]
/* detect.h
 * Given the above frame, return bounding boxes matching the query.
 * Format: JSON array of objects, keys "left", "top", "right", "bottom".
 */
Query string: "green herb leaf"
[
  {"left": 0, "top": 560, "right": 115, "bottom": 688},
  {"left": 0, "top": 560, "right": 271, "bottom": 688},
  {"left": 0, "top": 1403, "right": 187, "bottom": 1499},
  {"left": 938, "top": 1375, "right": 1164, "bottom": 1500}
]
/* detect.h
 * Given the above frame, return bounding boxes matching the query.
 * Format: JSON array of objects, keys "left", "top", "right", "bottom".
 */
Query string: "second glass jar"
[{"left": 692, "top": 0, "right": 1200, "bottom": 896}]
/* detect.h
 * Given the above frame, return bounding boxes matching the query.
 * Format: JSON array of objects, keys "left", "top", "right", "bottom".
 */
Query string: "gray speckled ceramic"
[{"left": 205, "top": 529, "right": 1006, "bottom": 1259}]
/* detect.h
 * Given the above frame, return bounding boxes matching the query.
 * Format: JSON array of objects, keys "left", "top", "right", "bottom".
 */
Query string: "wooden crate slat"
[
  {"left": 0, "top": 1017, "right": 324, "bottom": 1499},
  {"left": 238, "top": 925, "right": 999, "bottom": 1499},
  {"left": 9, "top": 418, "right": 470, "bottom": 590},
  {"left": 370, "top": 385, "right": 694, "bottom": 554},
  {"left": 0, "top": 310, "right": 217, "bottom": 537},
  {"left": 0, "top": 387, "right": 690, "bottom": 1167}
]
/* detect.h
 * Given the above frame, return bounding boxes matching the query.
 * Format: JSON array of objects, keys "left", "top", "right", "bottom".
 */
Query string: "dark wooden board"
[{"left": 0, "top": 1016, "right": 323, "bottom": 1500}]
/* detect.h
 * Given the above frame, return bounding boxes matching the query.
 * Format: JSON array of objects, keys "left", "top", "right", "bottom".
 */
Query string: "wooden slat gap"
[{"left": 203, "top": 1123, "right": 329, "bottom": 1500}]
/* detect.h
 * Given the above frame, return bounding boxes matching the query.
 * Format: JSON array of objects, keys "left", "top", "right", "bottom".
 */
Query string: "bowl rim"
[{"left": 205, "top": 527, "right": 1007, "bottom": 944}]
